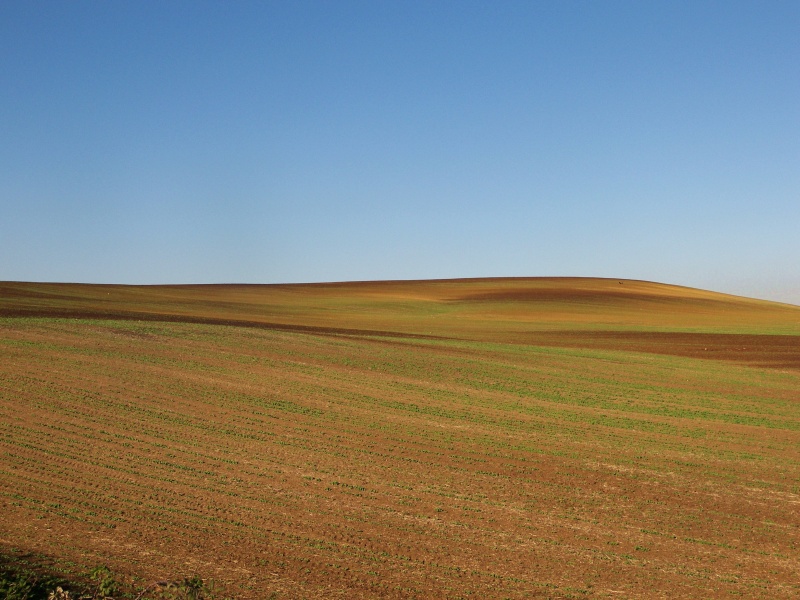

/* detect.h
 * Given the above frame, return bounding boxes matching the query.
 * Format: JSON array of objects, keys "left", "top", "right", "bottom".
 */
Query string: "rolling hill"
[{"left": 1, "top": 278, "right": 798, "bottom": 598}]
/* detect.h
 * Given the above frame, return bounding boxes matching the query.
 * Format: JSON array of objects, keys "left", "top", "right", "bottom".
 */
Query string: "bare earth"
[{"left": 1, "top": 278, "right": 798, "bottom": 598}]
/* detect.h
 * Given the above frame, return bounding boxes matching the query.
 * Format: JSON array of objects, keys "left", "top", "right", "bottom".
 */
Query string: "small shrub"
[
  {"left": 88, "top": 566, "right": 118, "bottom": 599},
  {"left": 0, "top": 569, "right": 37, "bottom": 600},
  {"left": 0, "top": 564, "right": 63, "bottom": 600}
]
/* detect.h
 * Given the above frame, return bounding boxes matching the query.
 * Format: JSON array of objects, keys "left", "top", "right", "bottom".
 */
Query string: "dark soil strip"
[
  {"left": 0, "top": 308, "right": 451, "bottom": 342},
  {"left": 525, "top": 330, "right": 800, "bottom": 370}
]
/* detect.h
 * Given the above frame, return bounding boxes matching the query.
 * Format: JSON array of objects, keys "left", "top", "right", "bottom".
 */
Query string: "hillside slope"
[
  {"left": 3, "top": 278, "right": 799, "bottom": 369},
  {"left": 1, "top": 279, "right": 799, "bottom": 598}
]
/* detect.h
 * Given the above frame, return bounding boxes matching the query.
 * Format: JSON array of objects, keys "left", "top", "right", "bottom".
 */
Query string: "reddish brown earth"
[
  {"left": 1, "top": 279, "right": 799, "bottom": 598},
  {"left": 520, "top": 331, "right": 800, "bottom": 370}
]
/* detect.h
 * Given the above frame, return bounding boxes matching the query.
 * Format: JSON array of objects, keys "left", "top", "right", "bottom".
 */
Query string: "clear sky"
[{"left": 2, "top": 1, "right": 798, "bottom": 304}]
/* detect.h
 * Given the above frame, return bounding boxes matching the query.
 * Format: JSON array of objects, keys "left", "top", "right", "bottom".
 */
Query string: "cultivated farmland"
[{"left": 1, "top": 278, "right": 799, "bottom": 598}]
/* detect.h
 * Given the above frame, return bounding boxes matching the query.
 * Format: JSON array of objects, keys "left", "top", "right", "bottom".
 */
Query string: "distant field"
[{"left": 1, "top": 278, "right": 799, "bottom": 598}]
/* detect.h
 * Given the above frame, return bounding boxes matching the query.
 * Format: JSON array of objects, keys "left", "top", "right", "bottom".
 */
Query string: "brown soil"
[
  {"left": 1, "top": 279, "right": 799, "bottom": 599},
  {"left": 524, "top": 331, "right": 800, "bottom": 370}
]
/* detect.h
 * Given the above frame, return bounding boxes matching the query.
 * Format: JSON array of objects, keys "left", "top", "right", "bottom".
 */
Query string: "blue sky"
[{"left": 2, "top": 1, "right": 799, "bottom": 303}]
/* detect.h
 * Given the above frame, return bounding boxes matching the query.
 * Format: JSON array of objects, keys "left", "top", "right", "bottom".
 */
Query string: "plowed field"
[{"left": 1, "top": 278, "right": 799, "bottom": 598}]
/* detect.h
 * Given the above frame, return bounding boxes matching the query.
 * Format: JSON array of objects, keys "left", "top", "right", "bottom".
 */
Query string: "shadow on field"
[{"left": 0, "top": 547, "right": 71, "bottom": 600}]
